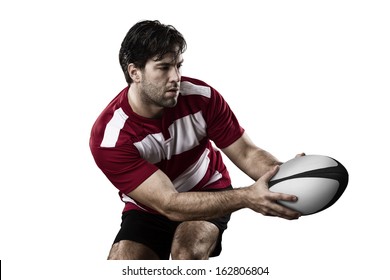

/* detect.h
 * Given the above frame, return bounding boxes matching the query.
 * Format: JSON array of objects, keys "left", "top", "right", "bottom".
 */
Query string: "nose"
[{"left": 170, "top": 66, "right": 181, "bottom": 83}]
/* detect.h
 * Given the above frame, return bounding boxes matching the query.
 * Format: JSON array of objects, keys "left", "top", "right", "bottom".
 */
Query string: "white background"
[{"left": 1, "top": 0, "right": 389, "bottom": 279}]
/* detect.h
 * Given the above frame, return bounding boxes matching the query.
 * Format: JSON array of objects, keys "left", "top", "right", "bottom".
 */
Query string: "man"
[{"left": 90, "top": 20, "right": 301, "bottom": 260}]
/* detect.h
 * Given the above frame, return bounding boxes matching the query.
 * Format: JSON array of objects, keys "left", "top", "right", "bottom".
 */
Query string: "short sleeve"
[
  {"left": 90, "top": 143, "right": 158, "bottom": 195},
  {"left": 205, "top": 88, "right": 245, "bottom": 148}
]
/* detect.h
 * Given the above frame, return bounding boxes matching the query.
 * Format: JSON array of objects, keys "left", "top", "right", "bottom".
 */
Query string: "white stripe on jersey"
[
  {"left": 173, "top": 148, "right": 210, "bottom": 192},
  {"left": 180, "top": 81, "right": 211, "bottom": 98},
  {"left": 203, "top": 170, "right": 223, "bottom": 188},
  {"left": 121, "top": 193, "right": 147, "bottom": 211},
  {"left": 100, "top": 108, "right": 129, "bottom": 148},
  {"left": 134, "top": 111, "right": 207, "bottom": 164}
]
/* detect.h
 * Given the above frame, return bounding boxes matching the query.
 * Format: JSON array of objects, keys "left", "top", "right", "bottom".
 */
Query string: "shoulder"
[
  {"left": 181, "top": 76, "right": 210, "bottom": 86},
  {"left": 90, "top": 87, "right": 133, "bottom": 148},
  {"left": 180, "top": 76, "right": 215, "bottom": 99}
]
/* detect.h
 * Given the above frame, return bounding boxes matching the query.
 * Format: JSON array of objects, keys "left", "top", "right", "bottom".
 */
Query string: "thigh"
[
  {"left": 112, "top": 210, "right": 178, "bottom": 260},
  {"left": 171, "top": 221, "right": 220, "bottom": 260}
]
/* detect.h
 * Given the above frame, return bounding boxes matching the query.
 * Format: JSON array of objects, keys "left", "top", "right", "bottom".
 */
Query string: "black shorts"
[{"left": 113, "top": 187, "right": 232, "bottom": 260}]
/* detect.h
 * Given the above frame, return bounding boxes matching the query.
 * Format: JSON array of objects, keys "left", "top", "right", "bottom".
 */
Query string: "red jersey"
[{"left": 90, "top": 76, "right": 244, "bottom": 213}]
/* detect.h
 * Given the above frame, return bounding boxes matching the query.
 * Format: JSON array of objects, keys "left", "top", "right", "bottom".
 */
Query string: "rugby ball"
[{"left": 269, "top": 155, "right": 348, "bottom": 215}]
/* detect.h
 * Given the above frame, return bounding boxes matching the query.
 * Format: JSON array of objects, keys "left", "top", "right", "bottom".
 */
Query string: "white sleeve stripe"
[
  {"left": 180, "top": 81, "right": 211, "bottom": 98},
  {"left": 100, "top": 108, "right": 129, "bottom": 148}
]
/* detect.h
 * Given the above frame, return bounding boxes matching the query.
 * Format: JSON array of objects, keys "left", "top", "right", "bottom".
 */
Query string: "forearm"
[
  {"left": 242, "top": 148, "right": 282, "bottom": 180},
  {"left": 129, "top": 169, "right": 253, "bottom": 222},
  {"left": 222, "top": 133, "right": 282, "bottom": 181},
  {"left": 129, "top": 168, "right": 300, "bottom": 222},
  {"left": 162, "top": 187, "right": 250, "bottom": 221},
  {"left": 163, "top": 165, "right": 300, "bottom": 221}
]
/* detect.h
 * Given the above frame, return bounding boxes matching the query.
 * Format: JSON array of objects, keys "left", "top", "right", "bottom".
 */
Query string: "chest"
[{"left": 133, "top": 111, "right": 208, "bottom": 164}]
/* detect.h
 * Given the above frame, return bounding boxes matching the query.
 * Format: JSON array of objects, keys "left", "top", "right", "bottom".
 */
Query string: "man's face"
[{"left": 139, "top": 52, "right": 184, "bottom": 109}]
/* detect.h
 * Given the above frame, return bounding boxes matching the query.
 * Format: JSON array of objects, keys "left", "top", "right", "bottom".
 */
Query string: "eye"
[{"left": 156, "top": 63, "right": 171, "bottom": 71}]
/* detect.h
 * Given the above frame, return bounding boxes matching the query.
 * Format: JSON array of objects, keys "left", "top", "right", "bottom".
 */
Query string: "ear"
[{"left": 128, "top": 64, "right": 142, "bottom": 83}]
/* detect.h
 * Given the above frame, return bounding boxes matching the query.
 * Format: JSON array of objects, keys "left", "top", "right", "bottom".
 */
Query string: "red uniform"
[{"left": 90, "top": 76, "right": 244, "bottom": 213}]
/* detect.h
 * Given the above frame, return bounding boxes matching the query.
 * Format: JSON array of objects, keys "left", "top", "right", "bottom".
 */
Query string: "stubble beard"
[{"left": 140, "top": 79, "right": 178, "bottom": 109}]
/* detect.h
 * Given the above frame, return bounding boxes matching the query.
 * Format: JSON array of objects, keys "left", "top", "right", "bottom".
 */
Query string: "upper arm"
[
  {"left": 92, "top": 143, "right": 178, "bottom": 216},
  {"left": 90, "top": 144, "right": 159, "bottom": 195},
  {"left": 127, "top": 169, "right": 178, "bottom": 215},
  {"left": 204, "top": 86, "right": 245, "bottom": 149}
]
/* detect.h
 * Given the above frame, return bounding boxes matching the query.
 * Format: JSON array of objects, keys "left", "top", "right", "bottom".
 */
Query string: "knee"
[{"left": 171, "top": 244, "right": 210, "bottom": 260}]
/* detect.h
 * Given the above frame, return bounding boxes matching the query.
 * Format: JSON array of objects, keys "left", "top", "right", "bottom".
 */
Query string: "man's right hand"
[{"left": 247, "top": 165, "right": 301, "bottom": 220}]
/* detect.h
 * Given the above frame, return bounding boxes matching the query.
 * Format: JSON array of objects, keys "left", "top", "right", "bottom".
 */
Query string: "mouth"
[
  {"left": 166, "top": 88, "right": 179, "bottom": 94},
  {"left": 165, "top": 88, "right": 179, "bottom": 98},
  {"left": 166, "top": 88, "right": 179, "bottom": 93}
]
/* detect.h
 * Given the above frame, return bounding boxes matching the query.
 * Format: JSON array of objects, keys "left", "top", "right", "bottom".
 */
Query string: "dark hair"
[{"left": 119, "top": 20, "right": 187, "bottom": 84}]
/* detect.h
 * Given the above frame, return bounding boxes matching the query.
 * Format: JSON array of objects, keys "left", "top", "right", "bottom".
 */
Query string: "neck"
[{"left": 127, "top": 84, "right": 163, "bottom": 119}]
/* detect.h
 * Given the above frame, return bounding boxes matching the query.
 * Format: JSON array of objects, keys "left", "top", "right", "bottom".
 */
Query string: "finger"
[
  {"left": 278, "top": 193, "right": 298, "bottom": 202},
  {"left": 267, "top": 193, "right": 301, "bottom": 219},
  {"left": 295, "top": 152, "right": 306, "bottom": 158},
  {"left": 261, "top": 204, "right": 300, "bottom": 220},
  {"left": 261, "top": 165, "right": 280, "bottom": 183},
  {"left": 269, "top": 202, "right": 301, "bottom": 220},
  {"left": 269, "top": 190, "right": 298, "bottom": 202},
  {"left": 276, "top": 204, "right": 301, "bottom": 219}
]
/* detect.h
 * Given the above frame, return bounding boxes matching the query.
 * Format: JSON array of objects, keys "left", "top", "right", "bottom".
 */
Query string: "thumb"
[{"left": 261, "top": 165, "right": 279, "bottom": 183}]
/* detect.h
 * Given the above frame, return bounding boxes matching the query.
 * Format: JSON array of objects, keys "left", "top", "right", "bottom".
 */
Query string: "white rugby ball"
[{"left": 269, "top": 155, "right": 348, "bottom": 215}]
